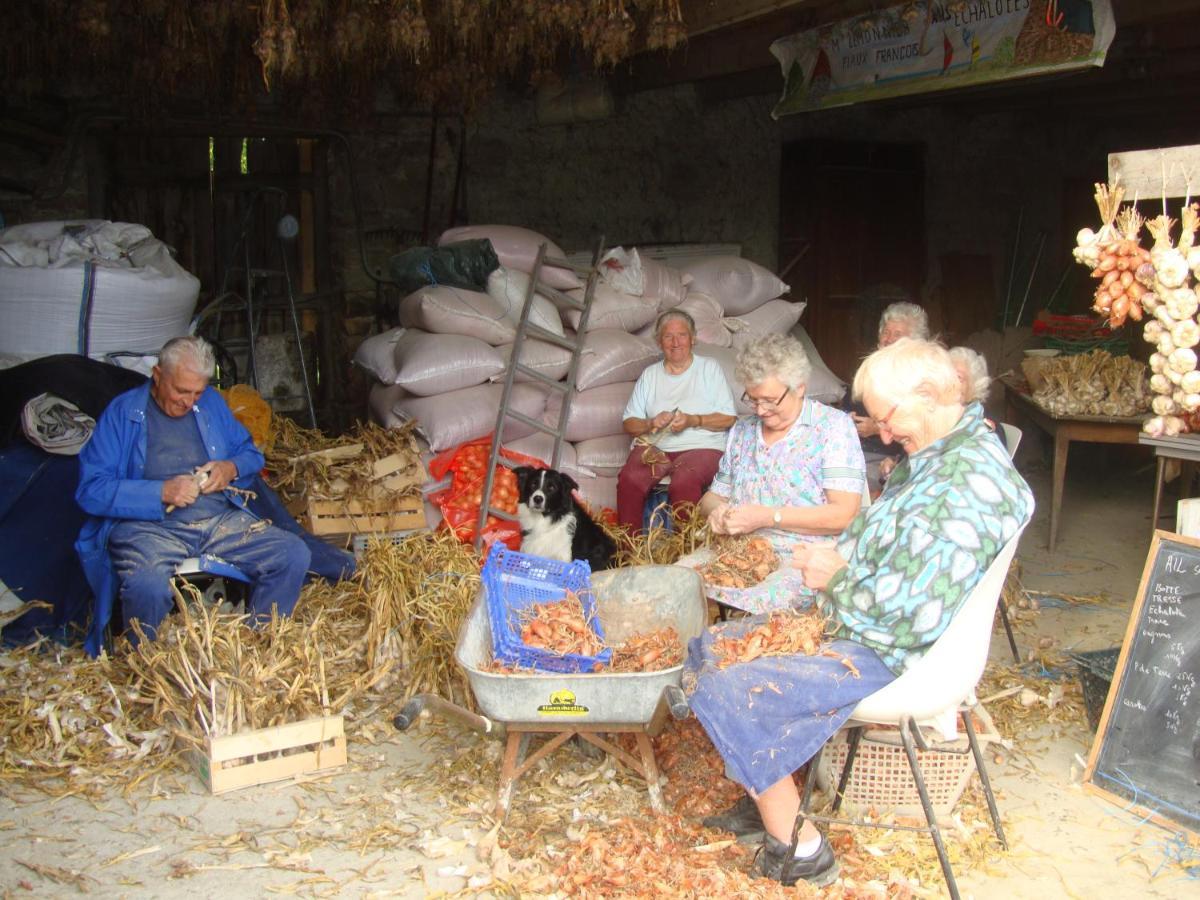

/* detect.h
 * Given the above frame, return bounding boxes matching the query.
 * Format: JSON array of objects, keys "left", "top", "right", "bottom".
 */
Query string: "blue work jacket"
[{"left": 75, "top": 383, "right": 264, "bottom": 656}]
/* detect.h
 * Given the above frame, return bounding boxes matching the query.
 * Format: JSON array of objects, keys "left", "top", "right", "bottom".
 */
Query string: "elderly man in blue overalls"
[{"left": 76, "top": 335, "right": 310, "bottom": 653}]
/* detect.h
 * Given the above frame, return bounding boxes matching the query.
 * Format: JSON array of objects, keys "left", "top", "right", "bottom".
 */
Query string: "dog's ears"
[
  {"left": 513, "top": 466, "right": 535, "bottom": 491},
  {"left": 561, "top": 472, "right": 578, "bottom": 493}
]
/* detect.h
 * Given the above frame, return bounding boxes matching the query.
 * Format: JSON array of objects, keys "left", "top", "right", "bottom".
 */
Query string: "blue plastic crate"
[{"left": 482, "top": 543, "right": 612, "bottom": 673}]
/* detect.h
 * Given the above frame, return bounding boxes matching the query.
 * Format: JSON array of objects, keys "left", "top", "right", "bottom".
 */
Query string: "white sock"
[{"left": 793, "top": 835, "right": 822, "bottom": 858}]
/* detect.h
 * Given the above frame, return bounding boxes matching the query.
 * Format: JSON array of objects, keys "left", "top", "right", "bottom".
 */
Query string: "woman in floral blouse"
[
  {"left": 689, "top": 338, "right": 1034, "bottom": 888},
  {"left": 690, "top": 333, "right": 865, "bottom": 614}
]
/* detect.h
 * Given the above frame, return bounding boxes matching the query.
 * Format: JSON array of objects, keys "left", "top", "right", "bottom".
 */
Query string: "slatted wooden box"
[{"left": 193, "top": 714, "right": 347, "bottom": 795}]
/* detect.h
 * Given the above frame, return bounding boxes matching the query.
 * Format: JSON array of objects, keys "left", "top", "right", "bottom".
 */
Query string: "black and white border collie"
[{"left": 514, "top": 466, "right": 616, "bottom": 572}]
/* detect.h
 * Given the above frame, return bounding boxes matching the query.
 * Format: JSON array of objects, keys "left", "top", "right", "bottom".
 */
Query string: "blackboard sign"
[{"left": 1084, "top": 530, "right": 1200, "bottom": 834}]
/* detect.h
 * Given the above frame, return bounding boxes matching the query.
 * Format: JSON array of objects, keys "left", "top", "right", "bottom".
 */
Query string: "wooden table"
[
  {"left": 1138, "top": 433, "right": 1200, "bottom": 536},
  {"left": 1003, "top": 381, "right": 1145, "bottom": 552}
]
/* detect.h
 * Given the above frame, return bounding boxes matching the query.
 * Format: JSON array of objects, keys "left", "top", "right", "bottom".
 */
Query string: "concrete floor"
[
  {"left": 0, "top": 438, "right": 1195, "bottom": 898},
  {"left": 957, "top": 438, "right": 1193, "bottom": 898}
]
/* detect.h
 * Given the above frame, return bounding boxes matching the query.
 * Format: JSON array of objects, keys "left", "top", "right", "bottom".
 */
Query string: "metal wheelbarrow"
[{"left": 394, "top": 564, "right": 704, "bottom": 817}]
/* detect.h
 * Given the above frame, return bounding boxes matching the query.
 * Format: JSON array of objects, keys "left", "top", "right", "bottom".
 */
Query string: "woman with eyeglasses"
[
  {"left": 688, "top": 338, "right": 1033, "bottom": 888},
  {"left": 617, "top": 309, "right": 737, "bottom": 532},
  {"left": 687, "top": 333, "right": 865, "bottom": 614}
]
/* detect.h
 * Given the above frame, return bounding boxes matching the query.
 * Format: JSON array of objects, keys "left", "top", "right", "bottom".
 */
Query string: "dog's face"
[{"left": 515, "top": 466, "right": 578, "bottom": 514}]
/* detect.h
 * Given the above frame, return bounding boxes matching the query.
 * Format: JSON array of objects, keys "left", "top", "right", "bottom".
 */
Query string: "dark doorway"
[{"left": 779, "top": 139, "right": 925, "bottom": 381}]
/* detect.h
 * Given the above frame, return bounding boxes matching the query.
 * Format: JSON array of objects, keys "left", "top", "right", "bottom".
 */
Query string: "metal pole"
[
  {"left": 1013, "top": 231, "right": 1047, "bottom": 329},
  {"left": 1002, "top": 207, "right": 1024, "bottom": 328},
  {"left": 278, "top": 217, "right": 317, "bottom": 429}
]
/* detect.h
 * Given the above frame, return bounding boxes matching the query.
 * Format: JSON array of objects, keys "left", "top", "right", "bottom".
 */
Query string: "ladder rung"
[
  {"left": 536, "top": 283, "right": 586, "bottom": 310},
  {"left": 543, "top": 255, "right": 592, "bottom": 276},
  {"left": 515, "top": 365, "right": 570, "bottom": 391},
  {"left": 524, "top": 325, "right": 578, "bottom": 350},
  {"left": 504, "top": 411, "right": 564, "bottom": 439},
  {"left": 482, "top": 506, "right": 518, "bottom": 523}
]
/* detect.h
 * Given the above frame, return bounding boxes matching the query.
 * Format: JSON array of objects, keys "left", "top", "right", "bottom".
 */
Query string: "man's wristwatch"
[{"left": 772, "top": 507, "right": 783, "bottom": 526}]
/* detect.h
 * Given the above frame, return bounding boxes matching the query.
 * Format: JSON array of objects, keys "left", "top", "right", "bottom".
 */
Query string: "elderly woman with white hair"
[
  {"left": 690, "top": 338, "right": 1033, "bottom": 888},
  {"left": 849, "top": 301, "right": 931, "bottom": 491},
  {"left": 686, "top": 333, "right": 864, "bottom": 613}
]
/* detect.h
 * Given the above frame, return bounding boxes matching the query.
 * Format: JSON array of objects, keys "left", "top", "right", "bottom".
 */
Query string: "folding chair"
[
  {"left": 798, "top": 530, "right": 1024, "bottom": 900},
  {"left": 175, "top": 554, "right": 251, "bottom": 610}
]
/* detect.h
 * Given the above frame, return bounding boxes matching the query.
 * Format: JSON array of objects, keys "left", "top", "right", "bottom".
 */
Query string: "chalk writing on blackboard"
[{"left": 1084, "top": 532, "right": 1200, "bottom": 835}]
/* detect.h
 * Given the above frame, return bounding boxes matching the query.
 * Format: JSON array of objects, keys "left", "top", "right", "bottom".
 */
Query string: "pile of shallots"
[{"left": 1075, "top": 182, "right": 1200, "bottom": 436}]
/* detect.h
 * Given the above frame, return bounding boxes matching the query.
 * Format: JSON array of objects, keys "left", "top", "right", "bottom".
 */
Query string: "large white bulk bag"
[
  {"left": 542, "top": 381, "right": 635, "bottom": 443},
  {"left": 0, "top": 220, "right": 199, "bottom": 363},
  {"left": 642, "top": 255, "right": 690, "bottom": 311},
  {"left": 571, "top": 471, "right": 617, "bottom": 513},
  {"left": 392, "top": 383, "right": 548, "bottom": 452},
  {"left": 438, "top": 224, "right": 582, "bottom": 291},
  {"left": 574, "top": 434, "right": 633, "bottom": 477},
  {"left": 485, "top": 267, "right": 565, "bottom": 337},
  {"left": 367, "top": 381, "right": 410, "bottom": 428},
  {"left": 564, "top": 283, "right": 658, "bottom": 334},
  {"left": 492, "top": 339, "right": 573, "bottom": 384},
  {"left": 575, "top": 329, "right": 660, "bottom": 391},
  {"left": 502, "top": 433, "right": 588, "bottom": 480},
  {"left": 678, "top": 255, "right": 789, "bottom": 316},
  {"left": 728, "top": 299, "right": 807, "bottom": 350},
  {"left": 398, "top": 285, "right": 516, "bottom": 346},
  {"left": 677, "top": 292, "right": 733, "bottom": 348}
]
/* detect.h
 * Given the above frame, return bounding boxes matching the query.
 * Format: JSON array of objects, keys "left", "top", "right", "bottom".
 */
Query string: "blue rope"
[
  {"left": 76, "top": 260, "right": 96, "bottom": 356},
  {"left": 419, "top": 259, "right": 438, "bottom": 286}
]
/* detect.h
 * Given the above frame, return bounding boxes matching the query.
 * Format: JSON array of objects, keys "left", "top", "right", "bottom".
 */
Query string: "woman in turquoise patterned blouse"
[{"left": 688, "top": 338, "right": 1034, "bottom": 888}]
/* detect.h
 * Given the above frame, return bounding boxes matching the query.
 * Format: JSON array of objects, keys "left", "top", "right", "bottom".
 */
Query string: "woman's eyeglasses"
[
  {"left": 742, "top": 387, "right": 790, "bottom": 412},
  {"left": 872, "top": 403, "right": 900, "bottom": 432}
]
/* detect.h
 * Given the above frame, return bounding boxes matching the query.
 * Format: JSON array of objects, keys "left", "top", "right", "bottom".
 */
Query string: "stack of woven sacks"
[{"left": 357, "top": 226, "right": 815, "bottom": 513}]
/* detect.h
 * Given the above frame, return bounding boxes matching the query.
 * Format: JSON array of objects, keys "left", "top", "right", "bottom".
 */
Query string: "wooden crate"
[
  {"left": 298, "top": 494, "right": 425, "bottom": 535},
  {"left": 194, "top": 714, "right": 347, "bottom": 795}
]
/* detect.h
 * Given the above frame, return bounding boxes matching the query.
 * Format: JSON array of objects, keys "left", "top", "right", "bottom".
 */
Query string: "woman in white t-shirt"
[{"left": 617, "top": 310, "right": 736, "bottom": 531}]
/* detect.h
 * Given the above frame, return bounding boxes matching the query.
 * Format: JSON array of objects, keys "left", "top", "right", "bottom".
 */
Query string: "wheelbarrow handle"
[
  {"left": 664, "top": 685, "right": 690, "bottom": 720},
  {"left": 393, "top": 693, "right": 507, "bottom": 739}
]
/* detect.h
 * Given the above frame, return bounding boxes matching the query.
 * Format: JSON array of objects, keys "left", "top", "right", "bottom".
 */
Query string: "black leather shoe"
[
  {"left": 701, "top": 794, "right": 765, "bottom": 843},
  {"left": 752, "top": 833, "right": 839, "bottom": 887}
]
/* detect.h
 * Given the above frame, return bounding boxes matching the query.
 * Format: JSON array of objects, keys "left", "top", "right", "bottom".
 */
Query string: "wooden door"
[{"left": 780, "top": 140, "right": 925, "bottom": 382}]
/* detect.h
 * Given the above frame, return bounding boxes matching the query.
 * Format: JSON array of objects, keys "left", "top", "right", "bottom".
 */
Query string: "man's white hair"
[{"left": 158, "top": 335, "right": 215, "bottom": 380}]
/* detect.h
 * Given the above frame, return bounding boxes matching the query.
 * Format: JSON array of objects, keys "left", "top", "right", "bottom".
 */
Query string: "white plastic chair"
[
  {"left": 999, "top": 422, "right": 1022, "bottom": 456},
  {"left": 993, "top": 422, "right": 1023, "bottom": 663},
  {"left": 798, "top": 529, "right": 1024, "bottom": 900}
]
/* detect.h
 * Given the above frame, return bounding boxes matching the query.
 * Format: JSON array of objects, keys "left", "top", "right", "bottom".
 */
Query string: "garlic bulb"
[
  {"left": 1182, "top": 370, "right": 1200, "bottom": 394},
  {"left": 1150, "top": 352, "right": 1167, "bottom": 373},
  {"left": 1188, "top": 246, "right": 1200, "bottom": 277},
  {"left": 1166, "top": 287, "right": 1199, "bottom": 320},
  {"left": 1184, "top": 393, "right": 1200, "bottom": 412},
  {"left": 1142, "top": 291, "right": 1161, "bottom": 313},
  {"left": 1145, "top": 415, "right": 1166, "bottom": 437},
  {"left": 1154, "top": 395, "right": 1178, "bottom": 416},
  {"left": 1155, "top": 304, "right": 1178, "bottom": 327},
  {"left": 1175, "top": 389, "right": 1188, "bottom": 407},
  {"left": 1159, "top": 333, "right": 1177, "bottom": 356},
  {"left": 1172, "top": 319, "right": 1200, "bottom": 349},
  {"left": 1144, "top": 320, "right": 1165, "bottom": 342},
  {"left": 1169, "top": 347, "right": 1198, "bottom": 374},
  {"left": 1169, "top": 367, "right": 1185, "bottom": 385},
  {"left": 1150, "top": 372, "right": 1172, "bottom": 394},
  {"left": 1153, "top": 249, "right": 1190, "bottom": 289},
  {"left": 1165, "top": 415, "right": 1185, "bottom": 437}
]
